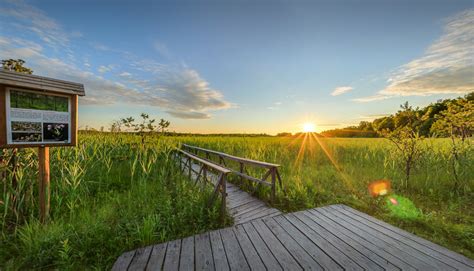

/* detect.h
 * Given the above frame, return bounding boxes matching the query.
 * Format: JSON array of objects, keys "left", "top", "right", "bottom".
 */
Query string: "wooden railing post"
[
  {"left": 203, "top": 165, "right": 207, "bottom": 183},
  {"left": 239, "top": 162, "right": 244, "bottom": 184},
  {"left": 220, "top": 173, "right": 227, "bottom": 223},
  {"left": 270, "top": 167, "right": 276, "bottom": 204},
  {"left": 188, "top": 157, "right": 191, "bottom": 179}
]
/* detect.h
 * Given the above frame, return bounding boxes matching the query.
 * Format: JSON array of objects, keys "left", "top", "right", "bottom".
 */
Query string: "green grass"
[
  {"left": 1, "top": 133, "right": 473, "bottom": 269},
  {"left": 1, "top": 133, "right": 227, "bottom": 269},
  {"left": 179, "top": 135, "right": 474, "bottom": 258}
]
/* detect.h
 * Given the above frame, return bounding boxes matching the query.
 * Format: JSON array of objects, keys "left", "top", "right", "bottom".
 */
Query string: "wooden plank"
[
  {"left": 227, "top": 197, "right": 259, "bottom": 209},
  {"left": 286, "top": 213, "right": 363, "bottom": 271},
  {"left": 337, "top": 204, "right": 474, "bottom": 268},
  {"left": 163, "top": 239, "right": 181, "bottom": 271},
  {"left": 236, "top": 208, "right": 281, "bottom": 224},
  {"left": 251, "top": 219, "right": 302, "bottom": 270},
  {"left": 319, "top": 207, "right": 442, "bottom": 270},
  {"left": 241, "top": 222, "right": 283, "bottom": 271},
  {"left": 230, "top": 201, "right": 266, "bottom": 215},
  {"left": 308, "top": 209, "right": 406, "bottom": 271},
  {"left": 195, "top": 232, "right": 215, "bottom": 270},
  {"left": 179, "top": 236, "right": 194, "bottom": 271},
  {"left": 112, "top": 250, "right": 135, "bottom": 271},
  {"left": 219, "top": 227, "right": 250, "bottom": 270},
  {"left": 209, "top": 230, "right": 229, "bottom": 271},
  {"left": 128, "top": 245, "right": 153, "bottom": 271},
  {"left": 263, "top": 217, "right": 323, "bottom": 270},
  {"left": 273, "top": 216, "right": 343, "bottom": 271},
  {"left": 234, "top": 204, "right": 272, "bottom": 220},
  {"left": 296, "top": 211, "right": 384, "bottom": 271},
  {"left": 145, "top": 243, "right": 168, "bottom": 271},
  {"left": 233, "top": 225, "right": 266, "bottom": 271},
  {"left": 328, "top": 206, "right": 457, "bottom": 270},
  {"left": 316, "top": 207, "right": 423, "bottom": 270}
]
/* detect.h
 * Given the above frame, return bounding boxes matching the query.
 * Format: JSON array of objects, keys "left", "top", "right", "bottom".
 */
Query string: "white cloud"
[
  {"left": 352, "top": 94, "right": 391, "bottom": 103},
  {"left": 0, "top": 0, "right": 79, "bottom": 50},
  {"left": 354, "top": 9, "right": 474, "bottom": 102},
  {"left": 153, "top": 41, "right": 171, "bottom": 58},
  {"left": 98, "top": 64, "right": 114, "bottom": 73},
  {"left": 331, "top": 86, "right": 353, "bottom": 96}
]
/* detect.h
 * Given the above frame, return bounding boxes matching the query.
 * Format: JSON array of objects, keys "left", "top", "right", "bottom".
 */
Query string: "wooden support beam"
[{"left": 38, "top": 146, "right": 50, "bottom": 223}]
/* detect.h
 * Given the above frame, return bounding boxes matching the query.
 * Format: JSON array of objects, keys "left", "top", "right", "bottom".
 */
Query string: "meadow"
[{"left": 1, "top": 132, "right": 473, "bottom": 269}]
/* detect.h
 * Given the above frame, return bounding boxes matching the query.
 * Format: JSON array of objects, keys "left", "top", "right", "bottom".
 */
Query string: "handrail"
[
  {"left": 181, "top": 144, "right": 284, "bottom": 203},
  {"left": 182, "top": 144, "right": 280, "bottom": 168},
  {"left": 174, "top": 149, "right": 229, "bottom": 223},
  {"left": 177, "top": 149, "right": 231, "bottom": 174}
]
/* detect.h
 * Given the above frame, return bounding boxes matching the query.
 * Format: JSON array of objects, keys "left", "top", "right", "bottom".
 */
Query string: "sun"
[{"left": 302, "top": 122, "right": 316, "bottom": 133}]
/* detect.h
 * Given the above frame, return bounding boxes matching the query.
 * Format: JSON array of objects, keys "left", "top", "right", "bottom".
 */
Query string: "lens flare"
[{"left": 368, "top": 180, "right": 391, "bottom": 197}]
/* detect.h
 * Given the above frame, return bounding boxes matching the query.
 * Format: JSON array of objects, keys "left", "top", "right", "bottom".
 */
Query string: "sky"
[{"left": 0, "top": 0, "right": 473, "bottom": 134}]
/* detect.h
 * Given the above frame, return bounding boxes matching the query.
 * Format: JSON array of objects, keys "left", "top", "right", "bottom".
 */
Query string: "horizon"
[{"left": 1, "top": 0, "right": 473, "bottom": 134}]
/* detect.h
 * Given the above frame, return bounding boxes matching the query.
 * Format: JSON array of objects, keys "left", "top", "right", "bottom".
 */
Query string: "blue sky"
[{"left": 1, "top": 0, "right": 473, "bottom": 133}]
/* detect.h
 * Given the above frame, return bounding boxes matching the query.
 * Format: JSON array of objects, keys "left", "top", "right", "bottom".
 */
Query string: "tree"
[
  {"left": 2, "top": 59, "right": 33, "bottom": 74},
  {"left": 430, "top": 98, "right": 474, "bottom": 191},
  {"left": 379, "top": 102, "right": 424, "bottom": 189},
  {"left": 158, "top": 118, "right": 170, "bottom": 134}
]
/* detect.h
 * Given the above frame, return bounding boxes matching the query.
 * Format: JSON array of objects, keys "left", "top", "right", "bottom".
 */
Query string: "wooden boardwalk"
[
  {"left": 113, "top": 204, "right": 474, "bottom": 270},
  {"left": 183, "top": 157, "right": 282, "bottom": 225}
]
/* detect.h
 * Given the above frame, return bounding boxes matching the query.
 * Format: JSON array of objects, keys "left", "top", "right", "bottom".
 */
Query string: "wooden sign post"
[
  {"left": 0, "top": 70, "right": 85, "bottom": 222},
  {"left": 38, "top": 146, "right": 50, "bottom": 223}
]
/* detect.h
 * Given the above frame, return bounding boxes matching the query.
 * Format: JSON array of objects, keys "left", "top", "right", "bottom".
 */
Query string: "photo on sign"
[
  {"left": 12, "top": 132, "right": 42, "bottom": 142},
  {"left": 43, "top": 123, "right": 69, "bottom": 142},
  {"left": 10, "top": 90, "right": 68, "bottom": 112},
  {"left": 11, "top": 121, "right": 42, "bottom": 132}
]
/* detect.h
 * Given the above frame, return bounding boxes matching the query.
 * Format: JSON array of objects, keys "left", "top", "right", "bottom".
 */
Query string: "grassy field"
[
  {"left": 1, "top": 133, "right": 227, "bottom": 269},
  {"left": 180, "top": 135, "right": 474, "bottom": 258},
  {"left": 1, "top": 132, "right": 473, "bottom": 269}
]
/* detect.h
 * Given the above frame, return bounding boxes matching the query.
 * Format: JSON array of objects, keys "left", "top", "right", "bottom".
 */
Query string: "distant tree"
[
  {"left": 120, "top": 114, "right": 171, "bottom": 143},
  {"left": 431, "top": 98, "right": 474, "bottom": 141},
  {"left": 380, "top": 103, "right": 424, "bottom": 189},
  {"left": 277, "top": 132, "right": 292, "bottom": 137},
  {"left": 158, "top": 118, "right": 170, "bottom": 134},
  {"left": 430, "top": 97, "right": 473, "bottom": 191},
  {"left": 110, "top": 120, "right": 122, "bottom": 132},
  {"left": 2, "top": 59, "right": 33, "bottom": 74}
]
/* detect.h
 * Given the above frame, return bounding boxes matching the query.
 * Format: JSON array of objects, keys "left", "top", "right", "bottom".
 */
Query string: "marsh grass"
[
  {"left": 180, "top": 136, "right": 474, "bottom": 258},
  {"left": 1, "top": 133, "right": 472, "bottom": 269},
  {"left": 1, "top": 133, "right": 226, "bottom": 269}
]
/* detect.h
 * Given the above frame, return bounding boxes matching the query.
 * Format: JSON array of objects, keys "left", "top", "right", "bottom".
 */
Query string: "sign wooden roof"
[{"left": 0, "top": 70, "right": 85, "bottom": 96}]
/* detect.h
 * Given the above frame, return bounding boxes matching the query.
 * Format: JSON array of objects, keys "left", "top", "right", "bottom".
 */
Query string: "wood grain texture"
[
  {"left": 113, "top": 205, "right": 474, "bottom": 271},
  {"left": 0, "top": 86, "right": 6, "bottom": 147}
]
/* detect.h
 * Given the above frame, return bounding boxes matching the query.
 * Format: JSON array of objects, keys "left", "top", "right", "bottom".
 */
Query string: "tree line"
[{"left": 320, "top": 92, "right": 474, "bottom": 138}]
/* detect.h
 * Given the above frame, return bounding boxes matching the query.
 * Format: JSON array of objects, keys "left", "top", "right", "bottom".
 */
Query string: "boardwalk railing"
[
  {"left": 174, "top": 149, "right": 231, "bottom": 221},
  {"left": 181, "top": 144, "right": 283, "bottom": 202}
]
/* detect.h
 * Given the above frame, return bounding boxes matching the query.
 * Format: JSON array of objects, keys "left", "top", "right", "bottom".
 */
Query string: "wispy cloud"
[
  {"left": 354, "top": 9, "right": 474, "bottom": 102},
  {"left": 98, "top": 64, "right": 114, "bottom": 73},
  {"left": 352, "top": 94, "right": 391, "bottom": 103},
  {"left": 0, "top": 0, "right": 232, "bottom": 119},
  {"left": 153, "top": 41, "right": 171, "bottom": 59},
  {"left": 331, "top": 86, "right": 353, "bottom": 96}
]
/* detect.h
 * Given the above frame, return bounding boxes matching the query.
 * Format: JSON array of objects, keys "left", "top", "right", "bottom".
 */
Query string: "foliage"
[
  {"left": 1, "top": 59, "right": 33, "bottom": 74},
  {"left": 179, "top": 135, "right": 473, "bottom": 258},
  {"left": 0, "top": 133, "right": 225, "bottom": 269},
  {"left": 321, "top": 92, "right": 473, "bottom": 138}
]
